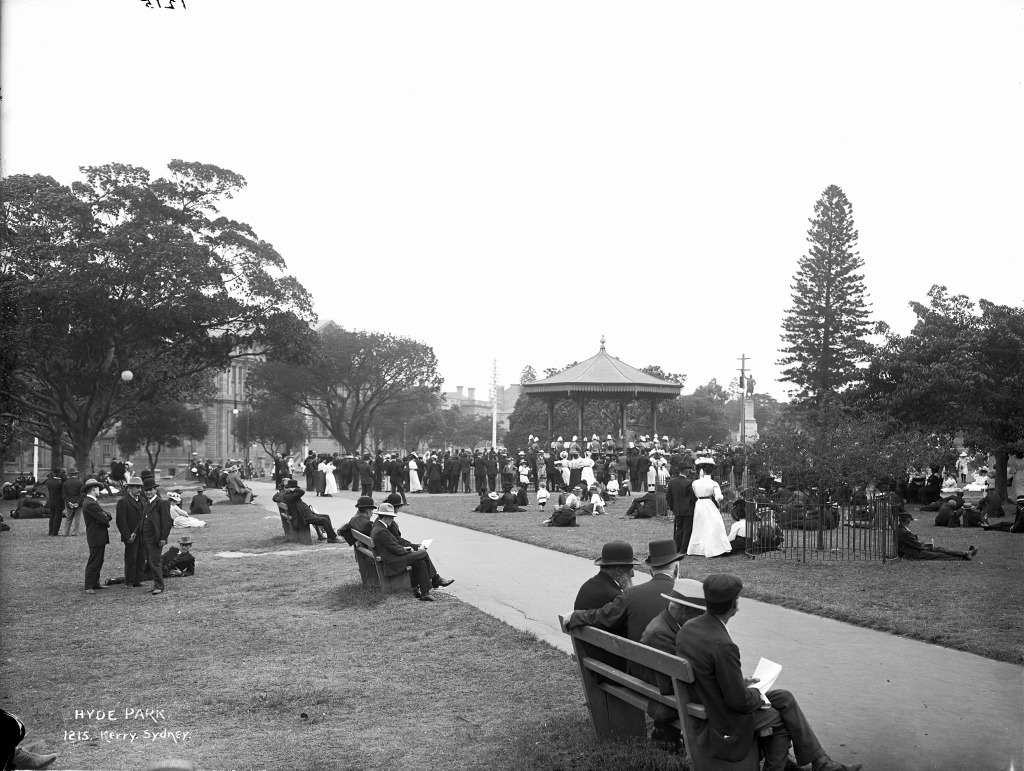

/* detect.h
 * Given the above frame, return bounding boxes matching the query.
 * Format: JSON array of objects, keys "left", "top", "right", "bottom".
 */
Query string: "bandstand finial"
[{"left": 600, "top": 335, "right": 606, "bottom": 350}]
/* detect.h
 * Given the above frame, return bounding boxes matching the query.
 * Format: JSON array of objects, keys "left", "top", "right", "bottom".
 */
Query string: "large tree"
[
  {"left": 249, "top": 324, "right": 443, "bottom": 454},
  {"left": 232, "top": 394, "right": 309, "bottom": 458},
  {"left": 856, "top": 286, "right": 1024, "bottom": 501},
  {"left": 778, "top": 184, "right": 871, "bottom": 407},
  {"left": 0, "top": 161, "right": 314, "bottom": 471},
  {"left": 116, "top": 402, "right": 209, "bottom": 472}
]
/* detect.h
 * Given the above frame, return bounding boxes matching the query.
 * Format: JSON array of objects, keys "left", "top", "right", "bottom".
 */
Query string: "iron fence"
[{"left": 740, "top": 490, "right": 900, "bottom": 562}]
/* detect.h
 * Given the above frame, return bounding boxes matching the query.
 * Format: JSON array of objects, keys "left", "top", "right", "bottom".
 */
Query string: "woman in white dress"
[
  {"left": 320, "top": 458, "right": 338, "bottom": 496},
  {"left": 407, "top": 454, "right": 423, "bottom": 493},
  {"left": 686, "top": 457, "right": 732, "bottom": 558}
]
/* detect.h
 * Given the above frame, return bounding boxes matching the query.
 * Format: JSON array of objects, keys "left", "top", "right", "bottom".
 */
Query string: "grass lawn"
[
  {"left": 398, "top": 490, "right": 1024, "bottom": 665},
  {"left": 0, "top": 502, "right": 687, "bottom": 771}
]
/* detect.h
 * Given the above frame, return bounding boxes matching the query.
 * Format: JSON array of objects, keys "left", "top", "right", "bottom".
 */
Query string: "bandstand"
[{"left": 522, "top": 338, "right": 682, "bottom": 443}]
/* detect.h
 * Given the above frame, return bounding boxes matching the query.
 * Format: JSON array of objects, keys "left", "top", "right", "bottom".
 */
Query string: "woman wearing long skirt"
[
  {"left": 407, "top": 455, "right": 423, "bottom": 493},
  {"left": 320, "top": 458, "right": 338, "bottom": 497},
  {"left": 686, "top": 457, "right": 731, "bottom": 558}
]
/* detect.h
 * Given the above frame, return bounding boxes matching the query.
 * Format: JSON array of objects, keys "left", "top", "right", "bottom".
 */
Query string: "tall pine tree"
[{"left": 778, "top": 185, "right": 870, "bottom": 407}]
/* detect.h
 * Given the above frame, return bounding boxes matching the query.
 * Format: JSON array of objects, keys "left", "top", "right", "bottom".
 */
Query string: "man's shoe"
[
  {"left": 432, "top": 577, "right": 454, "bottom": 588},
  {"left": 95, "top": 584, "right": 109, "bottom": 589},
  {"left": 151, "top": 589, "right": 163, "bottom": 596},
  {"left": 327, "top": 538, "right": 339, "bottom": 544},
  {"left": 12, "top": 748, "right": 57, "bottom": 770},
  {"left": 84, "top": 589, "right": 95, "bottom": 595},
  {"left": 417, "top": 592, "right": 435, "bottom": 601},
  {"left": 813, "top": 756, "right": 862, "bottom": 771}
]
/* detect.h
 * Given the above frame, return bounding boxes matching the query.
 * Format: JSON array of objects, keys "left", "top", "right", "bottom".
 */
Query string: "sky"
[{"left": 3, "top": 0, "right": 1022, "bottom": 403}]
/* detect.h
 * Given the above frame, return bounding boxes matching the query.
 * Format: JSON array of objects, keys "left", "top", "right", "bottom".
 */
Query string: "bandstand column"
[
  {"left": 546, "top": 397, "right": 555, "bottom": 439},
  {"left": 650, "top": 398, "right": 658, "bottom": 436}
]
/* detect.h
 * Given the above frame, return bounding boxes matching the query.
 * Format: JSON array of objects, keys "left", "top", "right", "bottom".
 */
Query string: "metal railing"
[{"left": 741, "top": 490, "right": 900, "bottom": 562}]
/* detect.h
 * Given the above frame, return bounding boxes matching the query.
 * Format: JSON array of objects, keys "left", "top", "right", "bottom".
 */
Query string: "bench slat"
[
  {"left": 583, "top": 658, "right": 679, "bottom": 710},
  {"left": 560, "top": 617, "right": 694, "bottom": 681}
]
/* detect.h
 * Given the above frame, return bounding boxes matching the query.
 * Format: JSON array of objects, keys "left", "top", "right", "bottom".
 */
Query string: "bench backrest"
[
  {"left": 559, "top": 615, "right": 758, "bottom": 771},
  {"left": 351, "top": 529, "right": 377, "bottom": 555}
]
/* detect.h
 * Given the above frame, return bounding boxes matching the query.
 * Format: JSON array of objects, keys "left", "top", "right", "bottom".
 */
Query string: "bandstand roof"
[{"left": 523, "top": 339, "right": 682, "bottom": 399}]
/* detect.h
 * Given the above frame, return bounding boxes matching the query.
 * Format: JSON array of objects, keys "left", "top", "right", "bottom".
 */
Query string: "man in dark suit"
[
  {"left": 115, "top": 476, "right": 146, "bottom": 587},
  {"left": 81, "top": 478, "right": 111, "bottom": 594},
  {"left": 60, "top": 468, "right": 84, "bottom": 537},
  {"left": 140, "top": 478, "right": 174, "bottom": 596},
  {"left": 574, "top": 541, "right": 638, "bottom": 613},
  {"left": 370, "top": 503, "right": 452, "bottom": 601},
  {"left": 45, "top": 468, "right": 65, "bottom": 537},
  {"left": 565, "top": 539, "right": 683, "bottom": 643},
  {"left": 676, "top": 575, "right": 861, "bottom": 771},
  {"left": 666, "top": 468, "right": 698, "bottom": 553},
  {"left": 338, "top": 496, "right": 377, "bottom": 545},
  {"left": 473, "top": 453, "right": 487, "bottom": 494}
]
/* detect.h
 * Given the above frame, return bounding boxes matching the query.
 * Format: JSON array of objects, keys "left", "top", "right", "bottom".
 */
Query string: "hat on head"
[
  {"left": 142, "top": 477, "right": 159, "bottom": 490},
  {"left": 127, "top": 476, "right": 144, "bottom": 487},
  {"left": 593, "top": 541, "right": 639, "bottom": 566},
  {"left": 487, "top": 491, "right": 499, "bottom": 500},
  {"left": 703, "top": 574, "right": 743, "bottom": 605},
  {"left": 385, "top": 492, "right": 403, "bottom": 507},
  {"left": 355, "top": 496, "right": 376, "bottom": 509},
  {"left": 68, "top": 468, "right": 79, "bottom": 475},
  {"left": 179, "top": 535, "right": 193, "bottom": 546},
  {"left": 167, "top": 491, "right": 181, "bottom": 503},
  {"left": 645, "top": 539, "right": 684, "bottom": 567},
  {"left": 962, "top": 502, "right": 974, "bottom": 509},
  {"left": 560, "top": 451, "right": 568, "bottom": 459},
  {"left": 376, "top": 502, "right": 398, "bottom": 517},
  {"left": 196, "top": 487, "right": 204, "bottom": 492},
  {"left": 662, "top": 578, "right": 706, "bottom": 611},
  {"left": 81, "top": 478, "right": 103, "bottom": 493},
  {"left": 898, "top": 511, "right": 914, "bottom": 522},
  {"left": 286, "top": 479, "right": 299, "bottom": 488}
]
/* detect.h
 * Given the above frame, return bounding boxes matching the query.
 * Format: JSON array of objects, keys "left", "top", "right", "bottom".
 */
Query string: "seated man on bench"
[
  {"left": 225, "top": 466, "right": 256, "bottom": 504},
  {"left": 281, "top": 480, "right": 339, "bottom": 543},
  {"left": 677, "top": 574, "right": 861, "bottom": 771},
  {"left": 371, "top": 503, "right": 452, "bottom": 602},
  {"left": 338, "top": 495, "right": 377, "bottom": 545}
]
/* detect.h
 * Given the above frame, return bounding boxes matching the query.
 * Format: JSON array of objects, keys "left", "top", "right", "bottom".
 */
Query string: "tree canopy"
[
  {"left": 232, "top": 393, "right": 309, "bottom": 457},
  {"left": 116, "top": 401, "right": 209, "bottom": 472},
  {"left": 778, "top": 184, "right": 871, "bottom": 407},
  {"left": 855, "top": 285, "right": 1024, "bottom": 499},
  {"left": 249, "top": 324, "right": 443, "bottom": 454},
  {"left": 0, "top": 160, "right": 314, "bottom": 470}
]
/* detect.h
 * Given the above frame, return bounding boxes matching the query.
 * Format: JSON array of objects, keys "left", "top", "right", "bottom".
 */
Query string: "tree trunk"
[{"left": 994, "top": 450, "right": 1009, "bottom": 502}]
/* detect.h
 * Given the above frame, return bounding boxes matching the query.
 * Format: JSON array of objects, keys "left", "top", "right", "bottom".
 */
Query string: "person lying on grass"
[{"left": 897, "top": 512, "right": 977, "bottom": 561}]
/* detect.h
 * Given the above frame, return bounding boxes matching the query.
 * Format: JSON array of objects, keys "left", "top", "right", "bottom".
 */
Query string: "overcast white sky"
[{"left": 4, "top": 0, "right": 1022, "bottom": 402}]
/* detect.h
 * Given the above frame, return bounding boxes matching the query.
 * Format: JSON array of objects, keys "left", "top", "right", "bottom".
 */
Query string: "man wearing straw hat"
[
  {"left": 371, "top": 503, "right": 453, "bottom": 602},
  {"left": 81, "top": 478, "right": 111, "bottom": 595},
  {"left": 639, "top": 578, "right": 708, "bottom": 752}
]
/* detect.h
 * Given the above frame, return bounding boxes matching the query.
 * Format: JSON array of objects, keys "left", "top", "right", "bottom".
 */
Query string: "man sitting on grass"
[
  {"left": 897, "top": 512, "right": 977, "bottom": 560},
  {"left": 677, "top": 574, "right": 862, "bottom": 771},
  {"left": 371, "top": 503, "right": 453, "bottom": 602}
]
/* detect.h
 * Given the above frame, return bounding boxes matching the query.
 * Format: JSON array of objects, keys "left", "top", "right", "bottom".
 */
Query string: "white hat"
[{"left": 661, "top": 578, "right": 706, "bottom": 611}]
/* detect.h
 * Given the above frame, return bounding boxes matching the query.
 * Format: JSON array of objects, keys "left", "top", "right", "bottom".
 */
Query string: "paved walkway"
[{"left": 249, "top": 482, "right": 1022, "bottom": 771}]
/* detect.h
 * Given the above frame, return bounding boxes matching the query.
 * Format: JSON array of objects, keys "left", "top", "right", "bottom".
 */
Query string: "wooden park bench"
[
  {"left": 351, "top": 530, "right": 412, "bottom": 592},
  {"left": 560, "top": 615, "right": 769, "bottom": 771},
  {"left": 277, "top": 502, "right": 312, "bottom": 545}
]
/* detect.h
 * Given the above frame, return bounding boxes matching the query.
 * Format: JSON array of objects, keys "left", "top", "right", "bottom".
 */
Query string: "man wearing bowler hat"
[
  {"left": 371, "top": 503, "right": 453, "bottom": 602},
  {"left": 140, "top": 477, "right": 174, "bottom": 596},
  {"left": 574, "top": 541, "right": 639, "bottom": 613},
  {"left": 676, "top": 574, "right": 861, "bottom": 771},
  {"left": 338, "top": 496, "right": 378, "bottom": 546},
  {"left": 639, "top": 578, "right": 708, "bottom": 752},
  {"left": 565, "top": 538, "right": 685, "bottom": 643}
]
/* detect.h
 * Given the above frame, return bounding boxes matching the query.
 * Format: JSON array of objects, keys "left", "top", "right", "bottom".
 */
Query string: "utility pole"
[
  {"left": 491, "top": 360, "right": 499, "bottom": 449},
  {"left": 737, "top": 354, "right": 751, "bottom": 491}
]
